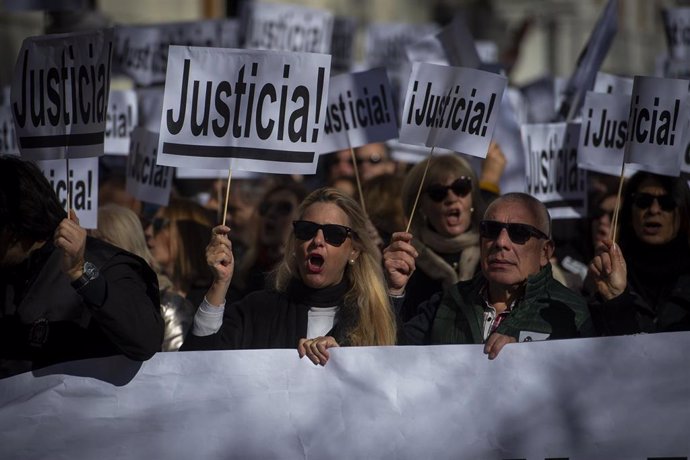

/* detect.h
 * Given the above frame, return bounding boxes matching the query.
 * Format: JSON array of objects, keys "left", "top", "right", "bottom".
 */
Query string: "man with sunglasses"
[
  {"left": 385, "top": 193, "right": 593, "bottom": 359},
  {"left": 0, "top": 156, "right": 163, "bottom": 378}
]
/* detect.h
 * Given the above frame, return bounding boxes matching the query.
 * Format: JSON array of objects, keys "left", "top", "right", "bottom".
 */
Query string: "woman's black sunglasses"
[
  {"left": 425, "top": 177, "right": 472, "bottom": 202},
  {"left": 479, "top": 220, "right": 549, "bottom": 245},
  {"left": 293, "top": 220, "right": 354, "bottom": 247},
  {"left": 632, "top": 193, "right": 676, "bottom": 212}
]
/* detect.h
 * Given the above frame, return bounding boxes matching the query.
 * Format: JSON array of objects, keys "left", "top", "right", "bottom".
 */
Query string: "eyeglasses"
[
  {"left": 259, "top": 200, "right": 294, "bottom": 217},
  {"left": 293, "top": 220, "right": 355, "bottom": 247},
  {"left": 632, "top": 193, "right": 676, "bottom": 212},
  {"left": 425, "top": 177, "right": 472, "bottom": 203},
  {"left": 355, "top": 154, "right": 383, "bottom": 165},
  {"left": 151, "top": 217, "right": 170, "bottom": 235},
  {"left": 479, "top": 220, "right": 549, "bottom": 245}
]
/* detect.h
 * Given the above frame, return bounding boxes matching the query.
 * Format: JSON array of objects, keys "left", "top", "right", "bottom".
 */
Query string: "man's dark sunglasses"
[
  {"left": 425, "top": 177, "right": 472, "bottom": 202},
  {"left": 259, "top": 200, "right": 294, "bottom": 217},
  {"left": 293, "top": 220, "right": 355, "bottom": 247},
  {"left": 479, "top": 220, "right": 549, "bottom": 245},
  {"left": 632, "top": 192, "right": 676, "bottom": 212}
]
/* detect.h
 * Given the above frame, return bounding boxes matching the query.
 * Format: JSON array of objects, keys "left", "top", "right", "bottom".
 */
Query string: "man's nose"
[{"left": 494, "top": 228, "right": 511, "bottom": 247}]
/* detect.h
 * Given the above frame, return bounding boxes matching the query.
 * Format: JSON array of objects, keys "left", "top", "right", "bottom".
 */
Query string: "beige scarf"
[{"left": 412, "top": 224, "right": 480, "bottom": 287}]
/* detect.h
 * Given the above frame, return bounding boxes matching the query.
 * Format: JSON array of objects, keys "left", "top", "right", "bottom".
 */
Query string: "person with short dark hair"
[
  {"left": 384, "top": 192, "right": 593, "bottom": 359},
  {"left": 0, "top": 156, "right": 163, "bottom": 378}
]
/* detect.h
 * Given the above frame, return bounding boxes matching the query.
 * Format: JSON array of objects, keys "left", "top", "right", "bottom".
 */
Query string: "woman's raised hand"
[{"left": 207, "top": 225, "right": 234, "bottom": 285}]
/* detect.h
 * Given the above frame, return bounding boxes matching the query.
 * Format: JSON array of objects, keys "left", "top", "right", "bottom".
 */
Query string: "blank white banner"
[{"left": 0, "top": 333, "right": 688, "bottom": 459}]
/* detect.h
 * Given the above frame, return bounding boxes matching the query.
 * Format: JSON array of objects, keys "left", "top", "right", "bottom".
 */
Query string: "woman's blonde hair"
[
  {"left": 274, "top": 188, "right": 396, "bottom": 346},
  {"left": 90, "top": 204, "right": 173, "bottom": 291},
  {"left": 401, "top": 154, "right": 484, "bottom": 233}
]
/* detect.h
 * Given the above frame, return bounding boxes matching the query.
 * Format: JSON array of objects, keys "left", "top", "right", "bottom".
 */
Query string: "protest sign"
[
  {"left": 399, "top": 62, "right": 506, "bottom": 158},
  {"left": 1, "top": 333, "right": 688, "bottom": 459},
  {"left": 126, "top": 127, "right": 172, "bottom": 206},
  {"left": 625, "top": 75, "right": 690, "bottom": 176},
  {"left": 136, "top": 87, "right": 164, "bottom": 133},
  {"left": 556, "top": 0, "right": 617, "bottom": 121},
  {"left": 0, "top": 106, "right": 19, "bottom": 156},
  {"left": 113, "top": 19, "right": 239, "bottom": 87},
  {"left": 578, "top": 91, "right": 631, "bottom": 175},
  {"left": 242, "top": 2, "right": 333, "bottom": 54},
  {"left": 11, "top": 29, "right": 113, "bottom": 160},
  {"left": 36, "top": 156, "right": 99, "bottom": 228},
  {"left": 593, "top": 71, "right": 634, "bottom": 95},
  {"left": 157, "top": 46, "right": 330, "bottom": 175},
  {"left": 104, "top": 89, "right": 137, "bottom": 155},
  {"left": 330, "top": 16, "right": 357, "bottom": 74},
  {"left": 662, "top": 7, "right": 690, "bottom": 60},
  {"left": 318, "top": 68, "right": 398, "bottom": 154},
  {"left": 522, "top": 122, "right": 587, "bottom": 218}
]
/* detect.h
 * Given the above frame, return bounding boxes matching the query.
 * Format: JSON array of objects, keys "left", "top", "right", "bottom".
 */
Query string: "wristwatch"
[{"left": 70, "top": 261, "right": 99, "bottom": 291}]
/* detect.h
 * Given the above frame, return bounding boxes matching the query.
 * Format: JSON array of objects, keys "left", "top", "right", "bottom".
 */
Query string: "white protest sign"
[
  {"left": 126, "top": 127, "right": 172, "bottom": 206},
  {"left": 626, "top": 75, "right": 690, "bottom": 176},
  {"left": 157, "top": 46, "right": 330, "bottom": 175},
  {"left": 36, "top": 156, "right": 99, "bottom": 228},
  {"left": 593, "top": 71, "right": 633, "bottom": 95},
  {"left": 319, "top": 68, "right": 398, "bottom": 154},
  {"left": 104, "top": 89, "right": 137, "bottom": 155},
  {"left": 1, "top": 333, "right": 689, "bottom": 459},
  {"left": 113, "top": 19, "right": 239, "bottom": 87},
  {"left": 0, "top": 106, "right": 19, "bottom": 156},
  {"left": 522, "top": 122, "right": 587, "bottom": 219},
  {"left": 243, "top": 2, "right": 333, "bottom": 54},
  {"left": 399, "top": 62, "right": 506, "bottom": 158},
  {"left": 11, "top": 29, "right": 113, "bottom": 160},
  {"left": 330, "top": 16, "right": 357, "bottom": 74},
  {"left": 579, "top": 91, "right": 630, "bottom": 174},
  {"left": 556, "top": 0, "right": 617, "bottom": 121},
  {"left": 662, "top": 8, "right": 690, "bottom": 60}
]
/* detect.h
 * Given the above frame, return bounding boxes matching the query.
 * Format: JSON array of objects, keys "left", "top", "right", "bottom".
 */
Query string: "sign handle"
[
  {"left": 404, "top": 145, "right": 435, "bottom": 233},
  {"left": 65, "top": 156, "right": 71, "bottom": 215},
  {"left": 222, "top": 167, "right": 233, "bottom": 227},
  {"left": 609, "top": 162, "right": 626, "bottom": 243},
  {"left": 348, "top": 144, "right": 367, "bottom": 215}
]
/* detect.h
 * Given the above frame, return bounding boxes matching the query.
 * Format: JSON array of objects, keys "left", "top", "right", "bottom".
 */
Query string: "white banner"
[
  {"left": 662, "top": 7, "right": 690, "bottom": 60},
  {"left": 113, "top": 19, "right": 240, "bottom": 87},
  {"left": 0, "top": 106, "right": 19, "bottom": 155},
  {"left": 522, "top": 122, "right": 587, "bottom": 219},
  {"left": 242, "top": 2, "right": 333, "bottom": 54},
  {"left": 157, "top": 46, "right": 330, "bottom": 175},
  {"left": 578, "top": 91, "right": 630, "bottom": 174},
  {"left": 399, "top": 62, "right": 506, "bottom": 158},
  {"left": 11, "top": 29, "right": 113, "bottom": 160},
  {"left": 126, "top": 127, "right": 172, "bottom": 206},
  {"left": 319, "top": 68, "right": 398, "bottom": 154},
  {"left": 36, "top": 157, "right": 99, "bottom": 228},
  {"left": 626, "top": 75, "right": 689, "bottom": 176},
  {"left": 1, "top": 333, "right": 689, "bottom": 459},
  {"left": 104, "top": 89, "right": 137, "bottom": 155},
  {"left": 593, "top": 71, "right": 634, "bottom": 95}
]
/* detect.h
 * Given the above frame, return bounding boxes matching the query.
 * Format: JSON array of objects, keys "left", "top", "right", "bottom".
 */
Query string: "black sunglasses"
[
  {"left": 633, "top": 193, "right": 676, "bottom": 212},
  {"left": 259, "top": 200, "right": 294, "bottom": 217},
  {"left": 425, "top": 177, "right": 472, "bottom": 203},
  {"left": 479, "top": 220, "right": 549, "bottom": 245},
  {"left": 293, "top": 220, "right": 355, "bottom": 247},
  {"left": 151, "top": 217, "right": 170, "bottom": 235}
]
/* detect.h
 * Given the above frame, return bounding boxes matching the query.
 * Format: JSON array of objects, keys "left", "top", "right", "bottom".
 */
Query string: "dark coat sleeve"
[{"left": 398, "top": 292, "right": 444, "bottom": 345}]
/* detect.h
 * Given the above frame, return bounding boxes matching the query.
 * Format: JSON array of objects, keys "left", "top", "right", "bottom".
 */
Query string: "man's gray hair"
[{"left": 486, "top": 193, "right": 552, "bottom": 238}]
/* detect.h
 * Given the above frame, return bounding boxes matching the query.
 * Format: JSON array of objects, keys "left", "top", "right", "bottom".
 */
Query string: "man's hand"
[
  {"left": 207, "top": 225, "right": 234, "bottom": 284},
  {"left": 588, "top": 239, "right": 627, "bottom": 300},
  {"left": 54, "top": 209, "right": 87, "bottom": 281},
  {"left": 484, "top": 332, "right": 517, "bottom": 360},
  {"left": 382, "top": 232, "right": 418, "bottom": 296},
  {"left": 298, "top": 336, "right": 339, "bottom": 366}
]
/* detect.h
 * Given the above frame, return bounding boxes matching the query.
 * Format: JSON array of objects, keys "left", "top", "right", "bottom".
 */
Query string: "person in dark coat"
[
  {"left": 181, "top": 188, "right": 397, "bottom": 365},
  {"left": 0, "top": 156, "right": 163, "bottom": 378},
  {"left": 588, "top": 171, "right": 690, "bottom": 334}
]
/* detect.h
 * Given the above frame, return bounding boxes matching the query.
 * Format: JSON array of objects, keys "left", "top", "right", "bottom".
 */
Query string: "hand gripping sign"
[
  {"left": 11, "top": 29, "right": 113, "bottom": 160},
  {"left": 157, "top": 46, "right": 331, "bottom": 175},
  {"left": 399, "top": 62, "right": 506, "bottom": 158}
]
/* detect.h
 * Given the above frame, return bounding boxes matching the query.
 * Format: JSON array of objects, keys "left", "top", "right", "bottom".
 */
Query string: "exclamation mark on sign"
[
  {"left": 380, "top": 84, "right": 391, "bottom": 123},
  {"left": 311, "top": 67, "right": 325, "bottom": 143},
  {"left": 481, "top": 93, "right": 496, "bottom": 137},
  {"left": 670, "top": 98, "right": 680, "bottom": 145}
]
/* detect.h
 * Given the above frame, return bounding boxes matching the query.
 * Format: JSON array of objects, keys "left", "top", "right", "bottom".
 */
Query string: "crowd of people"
[{"left": 1, "top": 142, "right": 689, "bottom": 377}]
